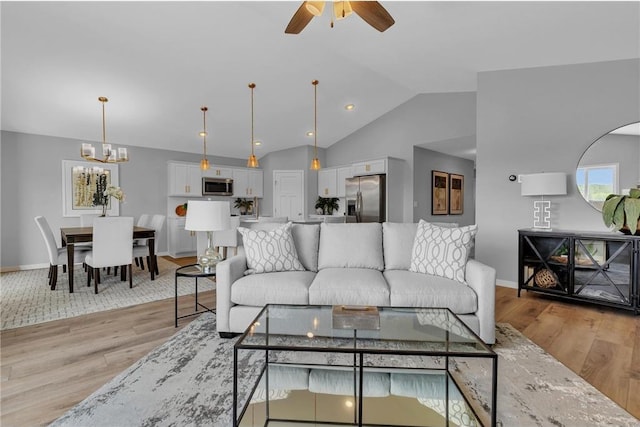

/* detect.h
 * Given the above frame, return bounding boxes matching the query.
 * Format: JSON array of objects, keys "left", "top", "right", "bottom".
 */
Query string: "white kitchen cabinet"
[
  {"left": 167, "top": 217, "right": 197, "bottom": 257},
  {"left": 204, "top": 166, "right": 233, "bottom": 179},
  {"left": 336, "top": 166, "right": 352, "bottom": 197},
  {"left": 232, "top": 169, "right": 263, "bottom": 198},
  {"left": 248, "top": 169, "right": 263, "bottom": 197},
  {"left": 168, "top": 162, "right": 203, "bottom": 196},
  {"left": 232, "top": 169, "right": 249, "bottom": 197},
  {"left": 318, "top": 168, "right": 338, "bottom": 197},
  {"left": 351, "top": 159, "right": 386, "bottom": 176}
]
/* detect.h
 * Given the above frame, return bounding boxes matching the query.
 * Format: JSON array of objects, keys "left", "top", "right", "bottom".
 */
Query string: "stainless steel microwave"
[{"left": 202, "top": 177, "right": 233, "bottom": 196}]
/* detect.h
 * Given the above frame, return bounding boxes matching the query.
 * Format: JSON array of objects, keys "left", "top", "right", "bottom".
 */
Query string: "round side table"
[{"left": 174, "top": 264, "right": 216, "bottom": 327}]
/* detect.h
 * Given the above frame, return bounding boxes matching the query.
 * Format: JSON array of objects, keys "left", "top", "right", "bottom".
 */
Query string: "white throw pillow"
[
  {"left": 238, "top": 222, "right": 305, "bottom": 273},
  {"left": 409, "top": 220, "right": 477, "bottom": 283}
]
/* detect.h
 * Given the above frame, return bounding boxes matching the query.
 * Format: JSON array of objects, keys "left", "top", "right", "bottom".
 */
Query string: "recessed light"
[
  {"left": 253, "top": 140, "right": 262, "bottom": 146},
  {"left": 345, "top": 104, "right": 355, "bottom": 111},
  {"left": 306, "top": 131, "right": 314, "bottom": 137}
]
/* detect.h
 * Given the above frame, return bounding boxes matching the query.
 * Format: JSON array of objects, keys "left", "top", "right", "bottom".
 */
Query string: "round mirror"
[{"left": 576, "top": 122, "right": 640, "bottom": 211}]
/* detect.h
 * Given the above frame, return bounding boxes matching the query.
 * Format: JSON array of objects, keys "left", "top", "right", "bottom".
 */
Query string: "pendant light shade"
[
  {"left": 247, "top": 83, "right": 259, "bottom": 168},
  {"left": 200, "top": 106, "right": 210, "bottom": 171},
  {"left": 80, "top": 97, "right": 129, "bottom": 163},
  {"left": 310, "top": 79, "right": 321, "bottom": 171}
]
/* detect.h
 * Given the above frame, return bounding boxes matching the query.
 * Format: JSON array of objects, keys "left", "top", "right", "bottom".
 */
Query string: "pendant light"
[
  {"left": 199, "top": 106, "right": 210, "bottom": 171},
  {"left": 310, "top": 80, "right": 321, "bottom": 171},
  {"left": 247, "top": 83, "right": 259, "bottom": 168},
  {"left": 80, "top": 97, "right": 129, "bottom": 163}
]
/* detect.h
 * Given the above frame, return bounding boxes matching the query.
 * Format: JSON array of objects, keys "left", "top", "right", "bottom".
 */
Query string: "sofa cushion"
[
  {"left": 291, "top": 223, "right": 320, "bottom": 272},
  {"left": 231, "top": 271, "right": 315, "bottom": 306},
  {"left": 309, "top": 268, "right": 390, "bottom": 306},
  {"left": 383, "top": 222, "right": 459, "bottom": 270},
  {"left": 383, "top": 222, "right": 418, "bottom": 270},
  {"left": 409, "top": 220, "right": 477, "bottom": 283},
  {"left": 318, "top": 223, "right": 384, "bottom": 270},
  {"left": 384, "top": 270, "right": 477, "bottom": 314},
  {"left": 238, "top": 222, "right": 305, "bottom": 273}
]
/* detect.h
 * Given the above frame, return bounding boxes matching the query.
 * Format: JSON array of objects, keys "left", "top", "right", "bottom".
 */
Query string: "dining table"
[{"left": 60, "top": 226, "right": 156, "bottom": 293}]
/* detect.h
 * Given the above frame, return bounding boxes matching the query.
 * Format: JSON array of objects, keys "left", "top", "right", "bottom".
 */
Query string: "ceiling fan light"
[
  {"left": 306, "top": 1, "right": 325, "bottom": 16},
  {"left": 333, "top": 1, "right": 353, "bottom": 20}
]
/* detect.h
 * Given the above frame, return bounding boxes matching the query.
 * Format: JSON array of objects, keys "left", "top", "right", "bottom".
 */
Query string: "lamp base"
[
  {"left": 198, "top": 246, "right": 223, "bottom": 273},
  {"left": 533, "top": 200, "right": 552, "bottom": 229}
]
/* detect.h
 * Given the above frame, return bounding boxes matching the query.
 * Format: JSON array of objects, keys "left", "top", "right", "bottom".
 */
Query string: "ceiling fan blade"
[
  {"left": 350, "top": 1, "right": 395, "bottom": 32},
  {"left": 285, "top": 2, "right": 315, "bottom": 34}
]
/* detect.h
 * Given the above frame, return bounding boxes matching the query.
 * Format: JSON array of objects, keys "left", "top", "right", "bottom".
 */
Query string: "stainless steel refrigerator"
[{"left": 345, "top": 174, "right": 386, "bottom": 223}]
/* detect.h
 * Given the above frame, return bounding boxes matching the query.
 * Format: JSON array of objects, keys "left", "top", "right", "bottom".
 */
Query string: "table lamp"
[
  {"left": 185, "top": 200, "right": 231, "bottom": 272},
  {"left": 521, "top": 172, "right": 567, "bottom": 229}
]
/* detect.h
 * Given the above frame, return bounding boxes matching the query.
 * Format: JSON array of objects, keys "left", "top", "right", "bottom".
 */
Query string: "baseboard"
[{"left": 497, "top": 279, "right": 518, "bottom": 289}]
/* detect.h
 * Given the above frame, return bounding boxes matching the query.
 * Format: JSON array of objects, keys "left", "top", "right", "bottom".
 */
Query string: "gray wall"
[
  {"left": 476, "top": 59, "right": 640, "bottom": 284},
  {"left": 413, "top": 146, "right": 476, "bottom": 226},
  {"left": 326, "top": 92, "right": 477, "bottom": 222},
  {"left": 1, "top": 130, "right": 246, "bottom": 269},
  {"left": 258, "top": 145, "right": 323, "bottom": 217}
]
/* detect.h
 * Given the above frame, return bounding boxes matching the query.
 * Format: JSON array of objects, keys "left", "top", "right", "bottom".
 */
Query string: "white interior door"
[{"left": 273, "top": 170, "right": 304, "bottom": 221}]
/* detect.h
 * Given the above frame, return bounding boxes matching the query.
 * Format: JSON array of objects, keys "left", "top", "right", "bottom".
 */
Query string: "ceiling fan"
[{"left": 285, "top": 1, "right": 395, "bottom": 34}]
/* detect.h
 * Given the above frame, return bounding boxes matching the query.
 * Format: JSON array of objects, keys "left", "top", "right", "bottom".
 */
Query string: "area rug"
[
  {"left": 0, "top": 258, "right": 214, "bottom": 330},
  {"left": 50, "top": 316, "right": 638, "bottom": 427}
]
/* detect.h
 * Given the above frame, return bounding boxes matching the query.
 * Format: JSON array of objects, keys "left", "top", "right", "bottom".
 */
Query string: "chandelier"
[{"left": 81, "top": 97, "right": 129, "bottom": 163}]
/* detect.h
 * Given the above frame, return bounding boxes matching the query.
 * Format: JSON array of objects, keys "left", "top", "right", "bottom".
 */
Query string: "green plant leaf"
[
  {"left": 624, "top": 197, "right": 640, "bottom": 234},
  {"left": 602, "top": 195, "right": 622, "bottom": 228},
  {"left": 613, "top": 200, "right": 625, "bottom": 229},
  {"left": 629, "top": 188, "right": 640, "bottom": 199}
]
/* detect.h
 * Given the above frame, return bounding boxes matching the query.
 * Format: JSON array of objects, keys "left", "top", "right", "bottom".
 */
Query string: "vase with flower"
[{"left": 96, "top": 184, "right": 125, "bottom": 216}]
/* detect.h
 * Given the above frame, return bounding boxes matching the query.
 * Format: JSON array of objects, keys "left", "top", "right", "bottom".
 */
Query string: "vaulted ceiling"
[{"left": 2, "top": 1, "right": 638, "bottom": 160}]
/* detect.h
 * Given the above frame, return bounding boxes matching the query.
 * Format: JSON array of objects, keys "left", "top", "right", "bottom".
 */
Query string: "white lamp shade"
[
  {"left": 184, "top": 200, "right": 231, "bottom": 231},
  {"left": 521, "top": 173, "right": 567, "bottom": 196}
]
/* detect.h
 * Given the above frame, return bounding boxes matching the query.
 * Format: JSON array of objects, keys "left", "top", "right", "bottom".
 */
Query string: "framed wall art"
[
  {"left": 449, "top": 173, "right": 464, "bottom": 215},
  {"left": 432, "top": 170, "right": 449, "bottom": 215},
  {"left": 61, "top": 160, "right": 120, "bottom": 217}
]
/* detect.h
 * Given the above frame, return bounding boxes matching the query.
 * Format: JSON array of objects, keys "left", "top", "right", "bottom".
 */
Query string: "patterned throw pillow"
[
  {"left": 409, "top": 220, "right": 478, "bottom": 283},
  {"left": 238, "top": 222, "right": 305, "bottom": 274}
]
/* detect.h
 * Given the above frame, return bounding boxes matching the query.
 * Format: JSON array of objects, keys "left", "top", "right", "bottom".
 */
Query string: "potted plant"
[
  {"left": 315, "top": 197, "right": 340, "bottom": 215},
  {"left": 602, "top": 188, "right": 640, "bottom": 235},
  {"left": 234, "top": 198, "right": 253, "bottom": 215}
]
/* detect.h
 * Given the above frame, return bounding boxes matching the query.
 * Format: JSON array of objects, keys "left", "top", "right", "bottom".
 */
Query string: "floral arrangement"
[
  {"left": 105, "top": 185, "right": 125, "bottom": 202},
  {"left": 95, "top": 184, "right": 125, "bottom": 216}
]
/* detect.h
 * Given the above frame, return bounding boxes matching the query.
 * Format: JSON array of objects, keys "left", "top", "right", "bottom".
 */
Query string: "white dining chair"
[
  {"left": 133, "top": 214, "right": 153, "bottom": 268},
  {"left": 80, "top": 214, "right": 101, "bottom": 227},
  {"left": 212, "top": 215, "right": 241, "bottom": 258},
  {"left": 132, "top": 214, "right": 165, "bottom": 275},
  {"left": 85, "top": 216, "right": 134, "bottom": 294},
  {"left": 34, "top": 216, "right": 90, "bottom": 290}
]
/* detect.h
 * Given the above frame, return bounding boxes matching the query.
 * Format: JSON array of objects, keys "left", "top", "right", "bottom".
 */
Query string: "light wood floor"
[{"left": 1, "top": 261, "right": 639, "bottom": 426}]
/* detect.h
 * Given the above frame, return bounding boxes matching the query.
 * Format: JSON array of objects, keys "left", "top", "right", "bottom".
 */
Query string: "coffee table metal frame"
[
  {"left": 174, "top": 264, "right": 215, "bottom": 327},
  {"left": 233, "top": 304, "right": 497, "bottom": 427}
]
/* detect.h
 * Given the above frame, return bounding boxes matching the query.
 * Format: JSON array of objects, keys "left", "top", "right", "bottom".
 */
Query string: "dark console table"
[{"left": 518, "top": 228, "right": 639, "bottom": 313}]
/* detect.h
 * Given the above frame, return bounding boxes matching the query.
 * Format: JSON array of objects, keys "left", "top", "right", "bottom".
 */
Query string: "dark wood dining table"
[{"left": 61, "top": 226, "right": 156, "bottom": 293}]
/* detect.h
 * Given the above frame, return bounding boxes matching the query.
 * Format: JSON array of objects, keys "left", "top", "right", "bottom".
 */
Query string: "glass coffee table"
[{"left": 233, "top": 305, "right": 497, "bottom": 427}]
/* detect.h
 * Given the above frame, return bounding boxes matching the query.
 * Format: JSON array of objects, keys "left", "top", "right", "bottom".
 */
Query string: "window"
[{"left": 576, "top": 164, "right": 618, "bottom": 209}]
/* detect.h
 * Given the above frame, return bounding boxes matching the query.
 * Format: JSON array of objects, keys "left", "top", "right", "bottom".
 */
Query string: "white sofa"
[{"left": 216, "top": 222, "right": 496, "bottom": 344}]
